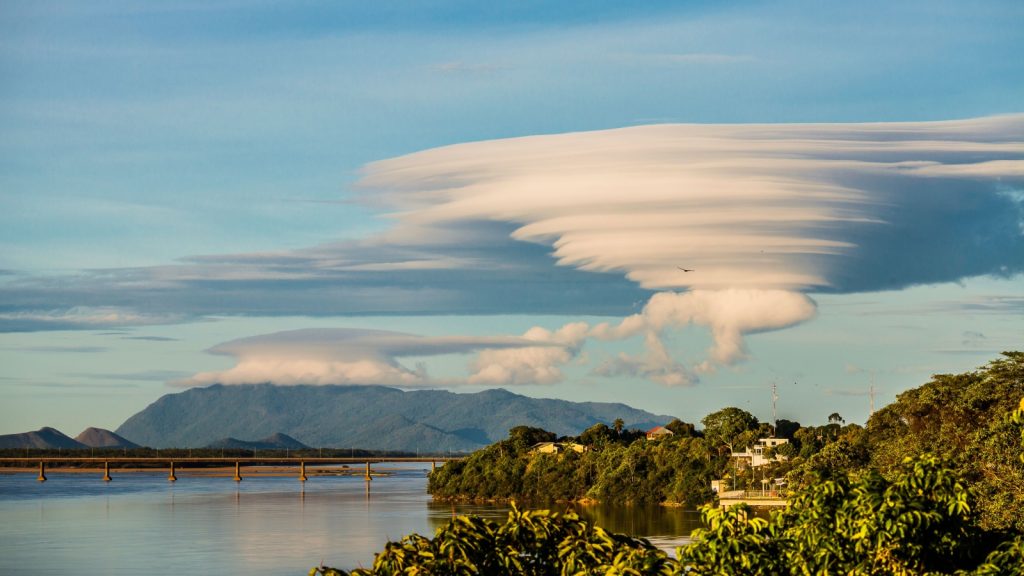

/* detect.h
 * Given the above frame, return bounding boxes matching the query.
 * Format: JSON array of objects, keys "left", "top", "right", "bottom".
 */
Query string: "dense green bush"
[
  {"left": 325, "top": 354, "right": 1024, "bottom": 574},
  {"left": 428, "top": 424, "right": 719, "bottom": 506},
  {"left": 317, "top": 454, "right": 1024, "bottom": 575}
]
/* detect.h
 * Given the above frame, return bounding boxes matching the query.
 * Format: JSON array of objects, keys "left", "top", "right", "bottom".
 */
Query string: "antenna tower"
[
  {"left": 771, "top": 382, "right": 779, "bottom": 436},
  {"left": 869, "top": 371, "right": 876, "bottom": 417}
]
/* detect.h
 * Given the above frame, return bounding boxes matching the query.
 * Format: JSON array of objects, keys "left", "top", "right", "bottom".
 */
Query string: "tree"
[
  {"left": 774, "top": 418, "right": 801, "bottom": 439},
  {"left": 322, "top": 456, "right": 1024, "bottom": 576},
  {"left": 507, "top": 426, "right": 556, "bottom": 451},
  {"left": 665, "top": 418, "right": 696, "bottom": 437},
  {"left": 613, "top": 418, "right": 624, "bottom": 436},
  {"left": 866, "top": 352, "right": 1024, "bottom": 530},
  {"left": 701, "top": 407, "right": 759, "bottom": 452},
  {"left": 578, "top": 423, "right": 613, "bottom": 447},
  {"left": 827, "top": 412, "right": 844, "bottom": 425}
]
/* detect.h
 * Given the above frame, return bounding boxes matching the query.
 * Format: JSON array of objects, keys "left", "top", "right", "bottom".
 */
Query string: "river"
[{"left": 0, "top": 464, "right": 701, "bottom": 575}]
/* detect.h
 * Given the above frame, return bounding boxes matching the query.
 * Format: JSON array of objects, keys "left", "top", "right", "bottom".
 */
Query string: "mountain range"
[
  {"left": 114, "top": 384, "right": 671, "bottom": 451},
  {"left": 0, "top": 426, "right": 138, "bottom": 449},
  {"left": 205, "top": 432, "right": 309, "bottom": 450}
]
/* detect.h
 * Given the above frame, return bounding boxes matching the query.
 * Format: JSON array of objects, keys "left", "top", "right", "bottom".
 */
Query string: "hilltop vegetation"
[
  {"left": 430, "top": 352, "right": 1024, "bottom": 531},
  {"left": 317, "top": 402, "right": 1024, "bottom": 575},
  {"left": 429, "top": 421, "right": 718, "bottom": 506}
]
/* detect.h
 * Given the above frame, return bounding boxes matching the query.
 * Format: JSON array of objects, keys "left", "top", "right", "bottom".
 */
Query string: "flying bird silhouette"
[{"left": 677, "top": 267, "right": 694, "bottom": 272}]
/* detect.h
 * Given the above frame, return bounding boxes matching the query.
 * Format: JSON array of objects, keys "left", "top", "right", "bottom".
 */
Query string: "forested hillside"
[
  {"left": 322, "top": 401, "right": 1024, "bottom": 575},
  {"left": 429, "top": 352, "right": 1024, "bottom": 531}
]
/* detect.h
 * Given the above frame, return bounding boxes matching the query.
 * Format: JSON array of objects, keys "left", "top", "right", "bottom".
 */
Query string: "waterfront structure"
[
  {"left": 731, "top": 437, "right": 789, "bottom": 468},
  {"left": 645, "top": 426, "right": 674, "bottom": 440},
  {"left": 530, "top": 441, "right": 587, "bottom": 454}
]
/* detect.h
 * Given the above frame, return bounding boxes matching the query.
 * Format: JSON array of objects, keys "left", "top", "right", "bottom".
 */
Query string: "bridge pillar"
[
  {"left": 102, "top": 461, "right": 112, "bottom": 482},
  {"left": 233, "top": 461, "right": 242, "bottom": 482},
  {"left": 364, "top": 461, "right": 372, "bottom": 482},
  {"left": 37, "top": 461, "right": 46, "bottom": 482},
  {"left": 168, "top": 461, "right": 177, "bottom": 482},
  {"left": 299, "top": 461, "right": 307, "bottom": 482}
]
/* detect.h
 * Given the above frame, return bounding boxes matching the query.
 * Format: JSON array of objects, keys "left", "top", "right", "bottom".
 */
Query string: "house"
[
  {"left": 645, "top": 426, "right": 674, "bottom": 440},
  {"left": 731, "top": 437, "right": 789, "bottom": 468},
  {"left": 530, "top": 441, "right": 588, "bottom": 454}
]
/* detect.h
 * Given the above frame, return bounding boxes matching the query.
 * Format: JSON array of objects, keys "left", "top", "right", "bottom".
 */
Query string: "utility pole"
[
  {"left": 771, "top": 382, "right": 779, "bottom": 437},
  {"left": 869, "top": 371, "right": 876, "bottom": 417}
]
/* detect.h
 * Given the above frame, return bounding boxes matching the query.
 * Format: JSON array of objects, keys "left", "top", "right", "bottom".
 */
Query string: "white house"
[{"left": 731, "top": 437, "right": 789, "bottom": 468}]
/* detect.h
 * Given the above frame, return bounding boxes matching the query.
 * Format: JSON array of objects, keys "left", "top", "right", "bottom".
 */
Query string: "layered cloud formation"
[
  {"left": 358, "top": 115, "right": 1024, "bottom": 293},
  {"left": 3, "top": 116, "right": 1022, "bottom": 386},
  {"left": 186, "top": 291, "right": 817, "bottom": 389},
  {"left": 181, "top": 328, "right": 557, "bottom": 387}
]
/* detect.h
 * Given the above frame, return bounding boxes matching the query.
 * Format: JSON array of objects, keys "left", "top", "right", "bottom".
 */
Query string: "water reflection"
[{"left": 0, "top": 466, "right": 701, "bottom": 575}]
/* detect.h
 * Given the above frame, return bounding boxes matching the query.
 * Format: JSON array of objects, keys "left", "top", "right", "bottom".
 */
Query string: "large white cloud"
[
  {"left": 6, "top": 116, "right": 1023, "bottom": 385},
  {"left": 348, "top": 116, "right": 1021, "bottom": 382},
  {"left": 358, "top": 115, "right": 1023, "bottom": 293}
]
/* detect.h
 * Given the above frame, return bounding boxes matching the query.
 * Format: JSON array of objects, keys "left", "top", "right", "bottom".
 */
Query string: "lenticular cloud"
[
  {"left": 359, "top": 115, "right": 1024, "bottom": 293},
  {"left": 354, "top": 115, "right": 1023, "bottom": 384}
]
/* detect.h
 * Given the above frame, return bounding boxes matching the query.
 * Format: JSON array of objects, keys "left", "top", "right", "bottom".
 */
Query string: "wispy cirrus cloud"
[
  {"left": 623, "top": 52, "right": 754, "bottom": 65},
  {"left": 0, "top": 306, "right": 187, "bottom": 333}
]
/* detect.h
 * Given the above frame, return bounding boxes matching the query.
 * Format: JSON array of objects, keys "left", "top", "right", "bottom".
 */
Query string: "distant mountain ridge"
[
  {"left": 0, "top": 427, "right": 141, "bottom": 449},
  {"left": 115, "top": 385, "right": 672, "bottom": 451},
  {"left": 75, "top": 427, "right": 139, "bottom": 449},
  {"left": 206, "top": 432, "right": 309, "bottom": 450},
  {"left": 0, "top": 427, "right": 87, "bottom": 449}
]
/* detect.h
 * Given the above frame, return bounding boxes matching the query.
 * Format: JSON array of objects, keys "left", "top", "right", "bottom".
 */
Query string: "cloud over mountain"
[
  {"left": 5, "top": 116, "right": 1023, "bottom": 385},
  {"left": 181, "top": 328, "right": 558, "bottom": 387}
]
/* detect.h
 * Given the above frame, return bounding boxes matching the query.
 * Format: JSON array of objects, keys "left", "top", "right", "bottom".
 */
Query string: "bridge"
[{"left": 0, "top": 456, "right": 462, "bottom": 483}]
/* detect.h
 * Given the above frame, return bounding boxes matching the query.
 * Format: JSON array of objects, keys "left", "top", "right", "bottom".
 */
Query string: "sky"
[{"left": 1, "top": 0, "right": 1022, "bottom": 437}]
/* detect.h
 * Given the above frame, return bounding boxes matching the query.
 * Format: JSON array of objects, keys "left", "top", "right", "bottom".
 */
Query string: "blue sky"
[{"left": 1, "top": 0, "right": 1022, "bottom": 437}]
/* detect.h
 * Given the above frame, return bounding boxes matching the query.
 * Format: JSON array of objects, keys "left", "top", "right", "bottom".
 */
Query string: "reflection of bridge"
[{"left": 0, "top": 457, "right": 462, "bottom": 483}]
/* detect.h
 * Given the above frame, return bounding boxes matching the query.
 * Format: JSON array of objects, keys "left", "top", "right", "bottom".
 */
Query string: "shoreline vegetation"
[
  {"left": 317, "top": 453, "right": 1024, "bottom": 575},
  {"left": 428, "top": 352, "right": 1024, "bottom": 530},
  {"left": 317, "top": 352, "right": 1024, "bottom": 575}
]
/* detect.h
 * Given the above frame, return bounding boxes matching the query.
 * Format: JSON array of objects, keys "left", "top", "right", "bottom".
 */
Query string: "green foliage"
[
  {"left": 429, "top": 425, "right": 719, "bottom": 506},
  {"left": 321, "top": 455, "right": 1024, "bottom": 576},
  {"left": 865, "top": 352, "right": 1024, "bottom": 531},
  {"left": 665, "top": 419, "right": 698, "bottom": 437},
  {"left": 312, "top": 504, "right": 674, "bottom": 576},
  {"left": 701, "top": 407, "right": 759, "bottom": 452}
]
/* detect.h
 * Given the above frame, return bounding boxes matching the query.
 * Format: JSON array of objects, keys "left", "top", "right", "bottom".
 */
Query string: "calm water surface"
[{"left": 0, "top": 464, "right": 700, "bottom": 575}]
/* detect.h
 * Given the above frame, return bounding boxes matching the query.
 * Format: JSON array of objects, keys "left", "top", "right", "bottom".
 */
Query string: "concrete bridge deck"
[{"left": 0, "top": 456, "right": 462, "bottom": 483}]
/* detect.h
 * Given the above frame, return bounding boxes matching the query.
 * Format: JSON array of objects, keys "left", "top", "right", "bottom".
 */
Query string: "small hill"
[
  {"left": 74, "top": 427, "right": 140, "bottom": 449},
  {"left": 206, "top": 432, "right": 309, "bottom": 450},
  {"left": 116, "top": 384, "right": 672, "bottom": 451},
  {"left": 0, "top": 427, "right": 87, "bottom": 449}
]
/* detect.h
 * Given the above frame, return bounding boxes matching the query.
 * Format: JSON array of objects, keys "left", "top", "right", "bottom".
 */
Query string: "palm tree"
[{"left": 613, "top": 418, "right": 624, "bottom": 436}]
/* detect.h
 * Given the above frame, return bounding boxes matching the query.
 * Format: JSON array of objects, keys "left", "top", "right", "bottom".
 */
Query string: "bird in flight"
[{"left": 677, "top": 267, "right": 694, "bottom": 272}]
